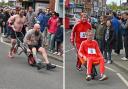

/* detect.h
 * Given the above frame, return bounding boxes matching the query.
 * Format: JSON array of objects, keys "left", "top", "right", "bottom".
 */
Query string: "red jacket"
[
  {"left": 79, "top": 40, "right": 104, "bottom": 60},
  {"left": 70, "top": 21, "right": 91, "bottom": 44},
  {"left": 48, "top": 17, "right": 58, "bottom": 34}
]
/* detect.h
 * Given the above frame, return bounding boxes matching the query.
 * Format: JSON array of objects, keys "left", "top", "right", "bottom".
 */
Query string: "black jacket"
[
  {"left": 103, "top": 26, "right": 115, "bottom": 50},
  {"left": 54, "top": 25, "right": 63, "bottom": 43}
]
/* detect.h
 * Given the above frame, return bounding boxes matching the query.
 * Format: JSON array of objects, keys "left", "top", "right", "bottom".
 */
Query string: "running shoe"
[
  {"left": 99, "top": 74, "right": 108, "bottom": 81},
  {"left": 46, "top": 63, "right": 56, "bottom": 70},
  {"left": 86, "top": 75, "right": 92, "bottom": 81}
]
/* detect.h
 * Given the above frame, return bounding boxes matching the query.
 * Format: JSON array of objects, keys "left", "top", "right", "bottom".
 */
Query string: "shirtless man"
[{"left": 8, "top": 9, "right": 26, "bottom": 58}]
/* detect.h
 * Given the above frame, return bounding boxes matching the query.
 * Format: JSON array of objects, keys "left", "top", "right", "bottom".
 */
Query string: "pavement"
[
  {"left": 112, "top": 50, "right": 128, "bottom": 74},
  {"left": 65, "top": 30, "right": 128, "bottom": 89},
  {"left": 1, "top": 36, "right": 63, "bottom": 62}
]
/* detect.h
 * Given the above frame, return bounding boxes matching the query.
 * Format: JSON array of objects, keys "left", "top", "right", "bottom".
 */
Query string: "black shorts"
[
  {"left": 10, "top": 30, "right": 22, "bottom": 39},
  {"left": 28, "top": 45, "right": 42, "bottom": 51},
  {"left": 10, "top": 26, "right": 26, "bottom": 39}
]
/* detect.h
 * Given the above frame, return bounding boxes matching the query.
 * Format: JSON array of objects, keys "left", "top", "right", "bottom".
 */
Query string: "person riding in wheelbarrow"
[
  {"left": 78, "top": 30, "right": 108, "bottom": 81},
  {"left": 24, "top": 24, "right": 56, "bottom": 70}
]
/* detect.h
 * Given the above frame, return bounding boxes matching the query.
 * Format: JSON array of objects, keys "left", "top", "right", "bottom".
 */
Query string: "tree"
[
  {"left": 0, "top": 2, "right": 14, "bottom": 7},
  {"left": 107, "top": 1, "right": 128, "bottom": 11}
]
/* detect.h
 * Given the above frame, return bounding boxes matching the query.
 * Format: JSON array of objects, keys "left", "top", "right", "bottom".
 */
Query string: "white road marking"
[
  {"left": 117, "top": 73, "right": 128, "bottom": 87},
  {"left": 105, "top": 66, "right": 117, "bottom": 73},
  {"left": 65, "top": 48, "right": 75, "bottom": 53},
  {"left": 1, "top": 37, "right": 11, "bottom": 46},
  {"left": 105, "top": 66, "right": 128, "bottom": 87},
  {"left": 52, "top": 63, "right": 64, "bottom": 69},
  {"left": 1, "top": 37, "right": 63, "bottom": 69}
]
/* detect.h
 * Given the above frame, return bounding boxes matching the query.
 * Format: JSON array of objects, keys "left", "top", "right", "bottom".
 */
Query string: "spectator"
[
  {"left": 0, "top": 9, "right": 5, "bottom": 35},
  {"left": 47, "top": 12, "right": 59, "bottom": 53},
  {"left": 96, "top": 16, "right": 107, "bottom": 54},
  {"left": 37, "top": 9, "right": 49, "bottom": 46},
  {"left": 53, "top": 18, "right": 63, "bottom": 56},
  {"left": 37, "top": 9, "right": 48, "bottom": 32},
  {"left": 26, "top": 6, "right": 37, "bottom": 30},
  {"left": 111, "top": 12, "right": 123, "bottom": 55},
  {"left": 3, "top": 9, "right": 11, "bottom": 38},
  {"left": 120, "top": 12, "right": 128, "bottom": 61},
  {"left": 103, "top": 20, "right": 115, "bottom": 64}
]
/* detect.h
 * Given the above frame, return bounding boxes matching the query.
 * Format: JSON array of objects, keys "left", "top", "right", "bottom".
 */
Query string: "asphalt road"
[
  {"left": 0, "top": 39, "right": 63, "bottom": 89},
  {"left": 65, "top": 30, "right": 128, "bottom": 89}
]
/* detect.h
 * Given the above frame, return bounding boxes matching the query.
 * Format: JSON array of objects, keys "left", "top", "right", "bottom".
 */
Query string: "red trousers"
[
  {"left": 76, "top": 43, "right": 82, "bottom": 68},
  {"left": 87, "top": 57, "right": 105, "bottom": 75}
]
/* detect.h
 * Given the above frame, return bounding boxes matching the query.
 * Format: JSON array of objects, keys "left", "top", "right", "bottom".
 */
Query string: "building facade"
[
  {"left": 54, "top": 0, "right": 63, "bottom": 18},
  {"left": 17, "top": 0, "right": 63, "bottom": 17},
  {"left": 17, "top": 0, "right": 54, "bottom": 11}
]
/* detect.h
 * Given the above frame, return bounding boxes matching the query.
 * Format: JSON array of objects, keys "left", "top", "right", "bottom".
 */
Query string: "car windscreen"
[{"left": 68, "top": 15, "right": 74, "bottom": 18}]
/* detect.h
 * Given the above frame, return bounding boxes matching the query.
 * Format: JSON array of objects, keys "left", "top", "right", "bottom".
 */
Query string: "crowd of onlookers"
[
  {"left": 90, "top": 11, "right": 128, "bottom": 64},
  {"left": 0, "top": 6, "right": 63, "bottom": 56}
]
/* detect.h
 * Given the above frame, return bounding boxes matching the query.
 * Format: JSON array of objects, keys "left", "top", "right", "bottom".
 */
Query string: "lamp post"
[
  {"left": 120, "top": 0, "right": 121, "bottom": 6},
  {"left": 92, "top": 0, "right": 94, "bottom": 15},
  {"left": 102, "top": 0, "right": 103, "bottom": 15}
]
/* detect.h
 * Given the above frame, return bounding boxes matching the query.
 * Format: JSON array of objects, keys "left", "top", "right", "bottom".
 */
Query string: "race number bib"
[
  {"left": 88, "top": 48, "right": 96, "bottom": 54},
  {"left": 80, "top": 32, "right": 87, "bottom": 38}
]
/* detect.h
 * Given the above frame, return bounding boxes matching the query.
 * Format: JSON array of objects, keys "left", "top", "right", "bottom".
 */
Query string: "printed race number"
[
  {"left": 80, "top": 32, "right": 87, "bottom": 38},
  {"left": 88, "top": 48, "right": 96, "bottom": 54}
]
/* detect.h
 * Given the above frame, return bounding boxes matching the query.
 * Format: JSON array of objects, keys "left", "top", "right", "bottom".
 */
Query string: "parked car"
[{"left": 69, "top": 14, "right": 80, "bottom": 28}]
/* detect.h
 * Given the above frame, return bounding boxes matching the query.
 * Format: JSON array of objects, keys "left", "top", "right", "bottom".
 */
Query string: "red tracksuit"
[
  {"left": 70, "top": 21, "right": 91, "bottom": 68},
  {"left": 78, "top": 40, "right": 105, "bottom": 75}
]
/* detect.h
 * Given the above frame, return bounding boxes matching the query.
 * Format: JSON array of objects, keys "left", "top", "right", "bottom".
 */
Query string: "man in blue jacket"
[
  {"left": 111, "top": 12, "right": 123, "bottom": 55},
  {"left": 37, "top": 9, "right": 49, "bottom": 46}
]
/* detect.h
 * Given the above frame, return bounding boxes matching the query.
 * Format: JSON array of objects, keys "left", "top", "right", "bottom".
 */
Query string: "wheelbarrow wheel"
[{"left": 28, "top": 54, "right": 36, "bottom": 66}]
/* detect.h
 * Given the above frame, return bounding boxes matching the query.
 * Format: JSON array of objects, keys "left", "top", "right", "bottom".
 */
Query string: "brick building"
[{"left": 17, "top": 0, "right": 63, "bottom": 17}]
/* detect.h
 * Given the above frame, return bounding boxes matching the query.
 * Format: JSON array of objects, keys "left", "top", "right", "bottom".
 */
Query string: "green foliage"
[
  {"left": 0, "top": 2, "right": 14, "bottom": 7},
  {"left": 107, "top": 1, "right": 128, "bottom": 11}
]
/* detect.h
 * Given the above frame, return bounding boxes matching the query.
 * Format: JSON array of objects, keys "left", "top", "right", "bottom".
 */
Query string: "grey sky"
[
  {"left": 106, "top": 0, "right": 127, "bottom": 5},
  {"left": 0, "top": 0, "right": 8, "bottom": 2}
]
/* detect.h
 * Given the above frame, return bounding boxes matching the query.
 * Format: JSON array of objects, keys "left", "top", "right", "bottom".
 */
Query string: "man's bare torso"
[{"left": 12, "top": 15, "right": 26, "bottom": 32}]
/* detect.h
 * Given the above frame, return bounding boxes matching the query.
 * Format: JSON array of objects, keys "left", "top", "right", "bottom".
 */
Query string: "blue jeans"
[
  {"left": 6, "top": 24, "right": 11, "bottom": 36},
  {"left": 48, "top": 33, "right": 55, "bottom": 50},
  {"left": 104, "top": 49, "right": 112, "bottom": 61}
]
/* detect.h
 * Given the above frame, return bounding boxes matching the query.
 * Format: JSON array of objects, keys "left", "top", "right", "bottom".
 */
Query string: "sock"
[{"left": 33, "top": 51, "right": 42, "bottom": 64}]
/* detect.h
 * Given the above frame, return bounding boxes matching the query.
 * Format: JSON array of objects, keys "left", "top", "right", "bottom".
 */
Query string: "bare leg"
[
  {"left": 8, "top": 39, "right": 16, "bottom": 57},
  {"left": 31, "top": 47, "right": 42, "bottom": 64},
  {"left": 38, "top": 47, "right": 49, "bottom": 64}
]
